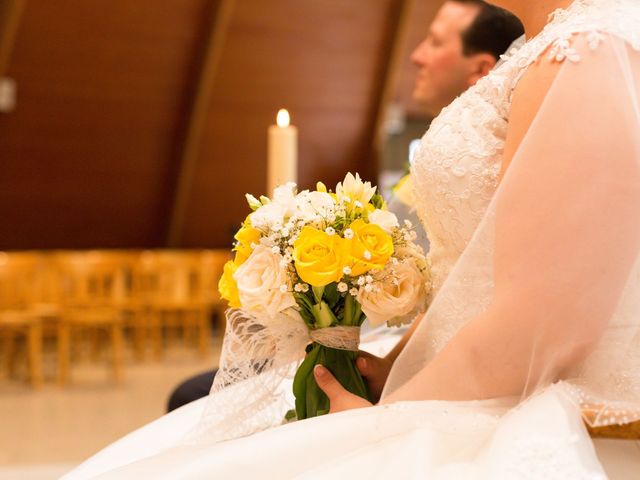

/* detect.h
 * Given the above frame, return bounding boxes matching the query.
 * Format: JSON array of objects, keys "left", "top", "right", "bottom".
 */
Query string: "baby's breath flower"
[
  {"left": 337, "top": 282, "right": 348, "bottom": 293},
  {"left": 342, "top": 266, "right": 352, "bottom": 275},
  {"left": 325, "top": 227, "right": 335, "bottom": 236},
  {"left": 279, "top": 284, "right": 288, "bottom": 293},
  {"left": 281, "top": 228, "right": 290, "bottom": 237},
  {"left": 363, "top": 250, "right": 372, "bottom": 260},
  {"left": 271, "top": 246, "right": 280, "bottom": 254},
  {"left": 365, "top": 275, "right": 373, "bottom": 284},
  {"left": 354, "top": 200, "right": 363, "bottom": 209},
  {"left": 357, "top": 276, "right": 366, "bottom": 286},
  {"left": 300, "top": 284, "right": 310, "bottom": 293},
  {"left": 349, "top": 288, "right": 359, "bottom": 297},
  {"left": 364, "top": 284, "right": 373, "bottom": 293},
  {"left": 343, "top": 228, "right": 354, "bottom": 239},
  {"left": 294, "top": 283, "right": 303, "bottom": 292}
]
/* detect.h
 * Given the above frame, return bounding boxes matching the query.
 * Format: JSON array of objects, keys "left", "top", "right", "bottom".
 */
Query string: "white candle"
[{"left": 267, "top": 108, "right": 298, "bottom": 195}]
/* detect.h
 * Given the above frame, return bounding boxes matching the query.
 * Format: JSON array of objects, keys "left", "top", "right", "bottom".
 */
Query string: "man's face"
[{"left": 410, "top": 1, "right": 480, "bottom": 115}]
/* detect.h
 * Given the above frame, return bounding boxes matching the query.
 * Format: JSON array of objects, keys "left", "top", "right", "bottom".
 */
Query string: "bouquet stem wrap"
[{"left": 294, "top": 326, "right": 368, "bottom": 419}]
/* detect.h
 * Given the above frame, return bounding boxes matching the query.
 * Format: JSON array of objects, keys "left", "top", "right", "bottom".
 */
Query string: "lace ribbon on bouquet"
[{"left": 187, "top": 308, "right": 358, "bottom": 444}]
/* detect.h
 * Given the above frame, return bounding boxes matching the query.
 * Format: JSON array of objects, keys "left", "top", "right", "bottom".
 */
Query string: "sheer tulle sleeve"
[{"left": 382, "top": 33, "right": 640, "bottom": 427}]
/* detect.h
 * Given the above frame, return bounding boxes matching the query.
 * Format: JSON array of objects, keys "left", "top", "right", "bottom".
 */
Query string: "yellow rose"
[
  {"left": 293, "top": 226, "right": 346, "bottom": 286},
  {"left": 219, "top": 260, "right": 241, "bottom": 308},
  {"left": 345, "top": 219, "right": 394, "bottom": 276},
  {"left": 233, "top": 221, "right": 261, "bottom": 265}
]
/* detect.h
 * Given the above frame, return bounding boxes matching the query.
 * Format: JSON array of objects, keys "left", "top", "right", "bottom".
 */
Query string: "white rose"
[
  {"left": 368, "top": 209, "right": 399, "bottom": 233},
  {"left": 234, "top": 245, "right": 297, "bottom": 317},
  {"left": 359, "top": 259, "right": 427, "bottom": 327}
]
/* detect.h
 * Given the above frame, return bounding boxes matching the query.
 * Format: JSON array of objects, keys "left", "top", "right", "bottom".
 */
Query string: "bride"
[{"left": 66, "top": 0, "right": 640, "bottom": 478}]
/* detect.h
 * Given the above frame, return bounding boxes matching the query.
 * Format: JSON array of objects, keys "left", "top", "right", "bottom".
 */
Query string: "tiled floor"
[{"left": 0, "top": 339, "right": 222, "bottom": 479}]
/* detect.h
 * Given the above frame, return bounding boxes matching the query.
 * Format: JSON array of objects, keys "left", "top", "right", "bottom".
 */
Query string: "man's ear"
[{"left": 467, "top": 52, "right": 497, "bottom": 86}]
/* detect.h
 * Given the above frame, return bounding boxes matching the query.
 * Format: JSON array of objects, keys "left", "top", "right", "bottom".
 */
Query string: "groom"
[{"left": 167, "top": 0, "right": 524, "bottom": 413}]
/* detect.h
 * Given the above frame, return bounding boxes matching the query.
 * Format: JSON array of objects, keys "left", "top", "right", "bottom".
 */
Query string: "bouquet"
[{"left": 219, "top": 173, "right": 430, "bottom": 420}]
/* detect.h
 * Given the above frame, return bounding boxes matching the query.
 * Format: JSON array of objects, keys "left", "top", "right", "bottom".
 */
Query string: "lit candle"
[{"left": 267, "top": 108, "right": 298, "bottom": 195}]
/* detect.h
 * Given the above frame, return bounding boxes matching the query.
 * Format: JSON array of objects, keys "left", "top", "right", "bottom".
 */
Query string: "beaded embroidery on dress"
[{"left": 407, "top": 0, "right": 640, "bottom": 428}]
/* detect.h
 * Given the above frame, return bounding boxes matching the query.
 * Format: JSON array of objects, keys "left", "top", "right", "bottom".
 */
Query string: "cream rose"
[
  {"left": 359, "top": 259, "right": 427, "bottom": 327},
  {"left": 234, "top": 245, "right": 296, "bottom": 317}
]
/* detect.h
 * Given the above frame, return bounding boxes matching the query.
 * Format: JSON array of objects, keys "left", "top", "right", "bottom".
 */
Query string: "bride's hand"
[
  {"left": 356, "top": 351, "right": 393, "bottom": 402},
  {"left": 314, "top": 365, "right": 373, "bottom": 413}
]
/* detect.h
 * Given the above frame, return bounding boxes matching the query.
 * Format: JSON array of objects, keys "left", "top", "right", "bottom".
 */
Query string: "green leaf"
[
  {"left": 323, "top": 283, "right": 340, "bottom": 308},
  {"left": 370, "top": 191, "right": 385, "bottom": 209},
  {"left": 312, "top": 285, "right": 325, "bottom": 303},
  {"left": 311, "top": 301, "right": 338, "bottom": 328},
  {"left": 293, "top": 293, "right": 316, "bottom": 327},
  {"left": 293, "top": 345, "right": 320, "bottom": 420}
]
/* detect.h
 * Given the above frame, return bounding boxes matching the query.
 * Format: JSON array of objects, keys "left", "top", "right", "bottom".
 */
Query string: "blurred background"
[{"left": 0, "top": 0, "right": 439, "bottom": 477}]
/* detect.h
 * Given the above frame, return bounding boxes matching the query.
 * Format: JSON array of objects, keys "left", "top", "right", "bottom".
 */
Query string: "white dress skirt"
[{"left": 64, "top": 332, "right": 639, "bottom": 479}]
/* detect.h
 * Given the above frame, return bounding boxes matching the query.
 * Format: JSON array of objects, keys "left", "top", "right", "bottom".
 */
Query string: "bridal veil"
[{"left": 385, "top": 23, "right": 640, "bottom": 429}]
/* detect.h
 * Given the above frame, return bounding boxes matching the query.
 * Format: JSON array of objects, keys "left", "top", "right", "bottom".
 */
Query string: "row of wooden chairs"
[{"left": 0, "top": 249, "right": 231, "bottom": 387}]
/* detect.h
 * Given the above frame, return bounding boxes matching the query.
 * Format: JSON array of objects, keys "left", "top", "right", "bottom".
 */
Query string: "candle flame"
[{"left": 276, "top": 109, "right": 290, "bottom": 128}]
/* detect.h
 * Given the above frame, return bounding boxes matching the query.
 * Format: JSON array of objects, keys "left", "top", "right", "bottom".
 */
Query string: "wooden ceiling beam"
[{"left": 167, "top": 0, "right": 236, "bottom": 247}]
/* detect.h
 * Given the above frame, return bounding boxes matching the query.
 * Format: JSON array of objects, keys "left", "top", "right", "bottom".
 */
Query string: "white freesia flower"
[
  {"left": 359, "top": 259, "right": 427, "bottom": 327},
  {"left": 368, "top": 209, "right": 399, "bottom": 233},
  {"left": 250, "top": 183, "right": 298, "bottom": 228},
  {"left": 234, "top": 245, "right": 297, "bottom": 318},
  {"left": 336, "top": 172, "right": 376, "bottom": 206}
]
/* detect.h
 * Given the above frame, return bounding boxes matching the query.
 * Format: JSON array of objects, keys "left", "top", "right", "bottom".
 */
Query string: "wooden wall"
[{"left": 0, "top": 0, "right": 437, "bottom": 250}]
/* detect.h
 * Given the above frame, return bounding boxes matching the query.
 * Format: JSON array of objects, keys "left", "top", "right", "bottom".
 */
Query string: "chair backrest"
[
  {"left": 54, "top": 251, "right": 133, "bottom": 307},
  {"left": 0, "top": 251, "right": 44, "bottom": 310},
  {"left": 135, "top": 250, "right": 204, "bottom": 303}
]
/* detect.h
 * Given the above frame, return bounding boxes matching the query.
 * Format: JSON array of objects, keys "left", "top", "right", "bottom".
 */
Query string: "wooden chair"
[
  {"left": 138, "top": 250, "right": 218, "bottom": 359},
  {"left": 55, "top": 251, "right": 129, "bottom": 384},
  {"left": 0, "top": 251, "right": 45, "bottom": 388}
]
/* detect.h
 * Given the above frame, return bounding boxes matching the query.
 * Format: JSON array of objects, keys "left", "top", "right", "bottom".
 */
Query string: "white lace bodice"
[{"left": 412, "top": 0, "right": 640, "bottom": 294}]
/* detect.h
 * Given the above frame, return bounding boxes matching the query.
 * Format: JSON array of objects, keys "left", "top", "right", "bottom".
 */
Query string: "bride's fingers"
[
  {"left": 356, "top": 356, "right": 371, "bottom": 376},
  {"left": 314, "top": 365, "right": 346, "bottom": 401}
]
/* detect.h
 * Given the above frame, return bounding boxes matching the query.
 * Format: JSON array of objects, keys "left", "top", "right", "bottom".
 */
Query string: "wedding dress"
[{"left": 64, "top": 1, "right": 640, "bottom": 478}]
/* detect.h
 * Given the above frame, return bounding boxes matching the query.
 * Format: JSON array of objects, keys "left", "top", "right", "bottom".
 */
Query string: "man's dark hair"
[{"left": 455, "top": 0, "right": 525, "bottom": 61}]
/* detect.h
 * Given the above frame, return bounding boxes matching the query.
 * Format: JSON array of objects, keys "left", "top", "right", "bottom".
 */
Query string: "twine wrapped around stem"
[{"left": 309, "top": 326, "right": 360, "bottom": 351}]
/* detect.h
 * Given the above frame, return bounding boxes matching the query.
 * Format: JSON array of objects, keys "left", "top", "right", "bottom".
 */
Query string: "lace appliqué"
[{"left": 411, "top": 0, "right": 640, "bottom": 420}]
